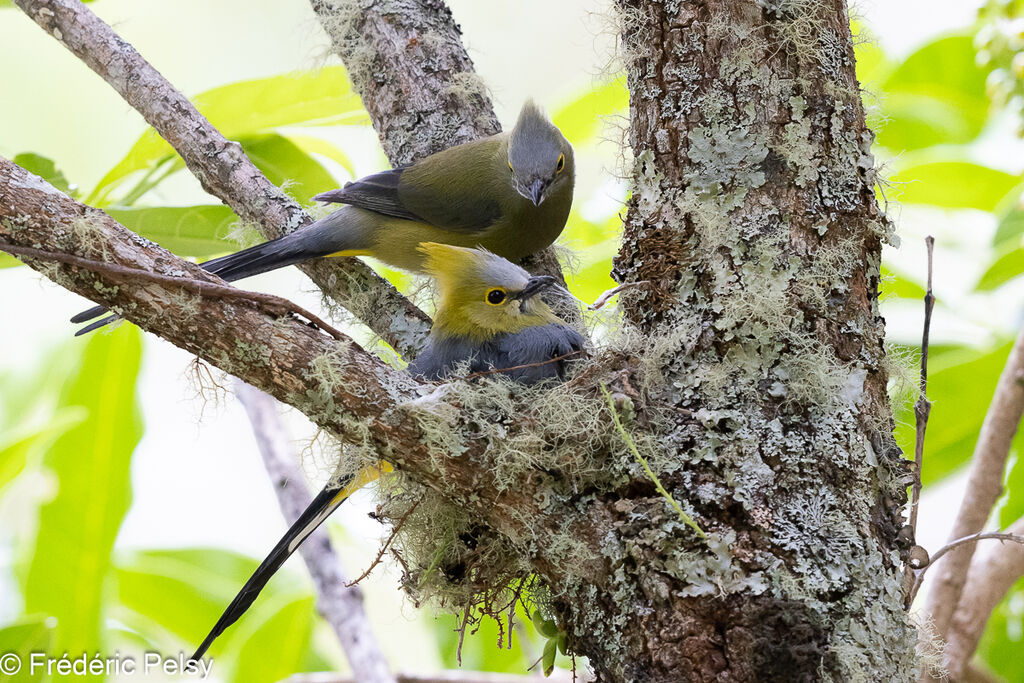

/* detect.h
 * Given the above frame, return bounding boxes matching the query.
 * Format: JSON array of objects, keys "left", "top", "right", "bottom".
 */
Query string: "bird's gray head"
[{"left": 507, "top": 100, "right": 574, "bottom": 206}]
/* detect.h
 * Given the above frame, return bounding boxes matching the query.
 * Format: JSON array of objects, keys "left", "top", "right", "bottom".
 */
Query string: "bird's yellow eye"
[
  {"left": 555, "top": 154, "right": 565, "bottom": 173},
  {"left": 486, "top": 288, "right": 507, "bottom": 305}
]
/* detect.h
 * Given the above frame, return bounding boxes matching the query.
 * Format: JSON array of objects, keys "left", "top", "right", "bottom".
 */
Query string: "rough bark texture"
[
  {"left": 588, "top": 0, "right": 917, "bottom": 679},
  {"left": 309, "top": 0, "right": 500, "bottom": 165},
  {"left": 14, "top": 0, "right": 431, "bottom": 358}
]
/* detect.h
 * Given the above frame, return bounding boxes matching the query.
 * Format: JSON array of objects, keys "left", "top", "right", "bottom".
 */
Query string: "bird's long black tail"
[
  {"left": 70, "top": 212, "right": 358, "bottom": 335},
  {"left": 190, "top": 478, "right": 352, "bottom": 662}
]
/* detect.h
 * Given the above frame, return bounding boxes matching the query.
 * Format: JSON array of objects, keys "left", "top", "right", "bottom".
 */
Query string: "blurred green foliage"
[{"left": 5, "top": 5, "right": 1024, "bottom": 682}]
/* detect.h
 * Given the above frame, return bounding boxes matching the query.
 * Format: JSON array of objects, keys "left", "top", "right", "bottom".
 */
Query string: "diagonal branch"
[
  {"left": 234, "top": 381, "right": 396, "bottom": 683},
  {"left": 921, "top": 325, "right": 1024, "bottom": 652},
  {"left": 0, "top": 156, "right": 584, "bottom": 572},
  {"left": 943, "top": 517, "right": 1024, "bottom": 679},
  {"left": 13, "top": 0, "right": 431, "bottom": 359}
]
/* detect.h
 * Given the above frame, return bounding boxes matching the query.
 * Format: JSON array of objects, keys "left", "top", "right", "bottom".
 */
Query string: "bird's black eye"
[
  {"left": 486, "top": 288, "right": 507, "bottom": 305},
  {"left": 555, "top": 153, "right": 565, "bottom": 173}
]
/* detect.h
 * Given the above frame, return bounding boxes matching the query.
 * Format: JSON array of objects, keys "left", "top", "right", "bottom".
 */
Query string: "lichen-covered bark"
[{"left": 589, "top": 0, "right": 917, "bottom": 678}]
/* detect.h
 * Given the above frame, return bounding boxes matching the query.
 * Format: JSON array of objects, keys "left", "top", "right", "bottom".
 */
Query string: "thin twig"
[
  {"left": 920, "top": 532, "right": 1024, "bottom": 571},
  {"left": 600, "top": 384, "right": 706, "bottom": 539},
  {"left": 587, "top": 281, "right": 651, "bottom": 310},
  {"left": 0, "top": 241, "right": 349, "bottom": 342},
  {"left": 346, "top": 499, "right": 422, "bottom": 587},
  {"left": 904, "top": 235, "right": 934, "bottom": 596},
  {"left": 457, "top": 350, "right": 587, "bottom": 381},
  {"left": 907, "top": 531, "right": 1024, "bottom": 608},
  {"left": 944, "top": 517, "right": 1024, "bottom": 678}
]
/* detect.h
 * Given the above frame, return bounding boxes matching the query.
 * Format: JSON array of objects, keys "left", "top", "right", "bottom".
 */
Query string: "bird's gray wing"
[
  {"left": 498, "top": 324, "right": 586, "bottom": 383},
  {"left": 313, "top": 169, "right": 424, "bottom": 222},
  {"left": 409, "top": 336, "right": 495, "bottom": 381}
]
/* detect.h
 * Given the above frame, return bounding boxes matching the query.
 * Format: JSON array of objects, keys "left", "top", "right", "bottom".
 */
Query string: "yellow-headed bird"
[
  {"left": 190, "top": 244, "right": 585, "bottom": 661},
  {"left": 72, "top": 101, "right": 574, "bottom": 334}
]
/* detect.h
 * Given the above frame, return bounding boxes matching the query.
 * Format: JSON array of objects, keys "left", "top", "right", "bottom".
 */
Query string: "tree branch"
[
  {"left": 13, "top": 0, "right": 431, "bottom": 359},
  {"left": 234, "top": 381, "right": 396, "bottom": 683},
  {"left": 943, "top": 517, "right": 1024, "bottom": 679},
  {"left": 307, "top": 0, "right": 573, "bottom": 296},
  {"left": 0, "top": 156, "right": 596, "bottom": 577},
  {"left": 922, "top": 326, "right": 1024, "bottom": 647}
]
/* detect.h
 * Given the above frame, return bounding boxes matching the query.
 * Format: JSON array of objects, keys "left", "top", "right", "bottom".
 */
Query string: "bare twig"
[
  {"left": 234, "top": 381, "right": 396, "bottom": 683},
  {"left": 457, "top": 350, "right": 587, "bottom": 382},
  {"left": 904, "top": 236, "right": 934, "bottom": 596},
  {"left": 346, "top": 500, "right": 421, "bottom": 587},
  {"left": 0, "top": 241, "right": 349, "bottom": 342},
  {"left": 921, "top": 325, "right": 1024, "bottom": 654},
  {"left": 944, "top": 518, "right": 1024, "bottom": 679},
  {"left": 13, "top": 0, "right": 431, "bottom": 358},
  {"left": 587, "top": 281, "right": 651, "bottom": 310}
]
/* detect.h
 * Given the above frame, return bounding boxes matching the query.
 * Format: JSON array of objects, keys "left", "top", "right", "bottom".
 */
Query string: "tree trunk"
[{"left": 545, "top": 0, "right": 915, "bottom": 679}]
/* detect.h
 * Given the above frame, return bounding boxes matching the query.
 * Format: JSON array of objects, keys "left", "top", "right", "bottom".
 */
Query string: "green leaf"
[
  {"left": 890, "top": 163, "right": 1021, "bottom": 212},
  {"left": 880, "top": 265, "right": 927, "bottom": 300},
  {"left": 851, "top": 21, "right": 891, "bottom": 86},
  {"left": 89, "top": 67, "right": 366, "bottom": 204},
  {"left": 113, "top": 548, "right": 265, "bottom": 647},
  {"left": 556, "top": 632, "right": 567, "bottom": 656},
  {"left": 12, "top": 153, "right": 76, "bottom": 196},
  {"left": 283, "top": 134, "right": 356, "bottom": 180},
  {"left": 531, "top": 610, "right": 559, "bottom": 638},
  {"left": 884, "top": 35, "right": 987, "bottom": 102},
  {"left": 873, "top": 91, "right": 988, "bottom": 151},
  {"left": 240, "top": 134, "right": 337, "bottom": 205},
  {"left": 230, "top": 595, "right": 314, "bottom": 683},
  {"left": 541, "top": 637, "right": 557, "bottom": 677},
  {"left": 553, "top": 76, "right": 628, "bottom": 143},
  {"left": 107, "top": 205, "right": 238, "bottom": 259},
  {"left": 0, "top": 617, "right": 55, "bottom": 683},
  {"left": 873, "top": 35, "right": 989, "bottom": 151},
  {"left": 0, "top": 408, "right": 86, "bottom": 493},
  {"left": 976, "top": 244, "right": 1024, "bottom": 291},
  {"left": 994, "top": 201, "right": 1024, "bottom": 246},
  {"left": 998, "top": 454, "right": 1024, "bottom": 529},
  {"left": 22, "top": 326, "right": 143, "bottom": 658}
]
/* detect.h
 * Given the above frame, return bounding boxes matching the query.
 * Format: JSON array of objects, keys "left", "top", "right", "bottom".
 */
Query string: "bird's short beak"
[
  {"left": 527, "top": 178, "right": 546, "bottom": 206},
  {"left": 513, "top": 275, "right": 557, "bottom": 301}
]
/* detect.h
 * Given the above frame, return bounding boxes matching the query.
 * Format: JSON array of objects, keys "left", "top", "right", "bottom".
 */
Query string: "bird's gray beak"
[
  {"left": 513, "top": 275, "right": 557, "bottom": 301},
  {"left": 527, "top": 178, "right": 546, "bottom": 206}
]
